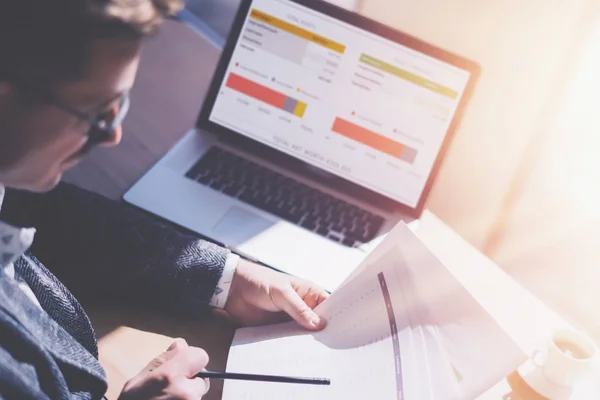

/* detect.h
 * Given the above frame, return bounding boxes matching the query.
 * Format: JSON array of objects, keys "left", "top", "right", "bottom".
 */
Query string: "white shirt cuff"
[{"left": 209, "top": 253, "right": 239, "bottom": 309}]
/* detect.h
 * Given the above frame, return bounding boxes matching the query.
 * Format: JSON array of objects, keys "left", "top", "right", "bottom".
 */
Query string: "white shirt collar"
[
  {"left": 0, "top": 185, "right": 5, "bottom": 212},
  {"left": 0, "top": 185, "right": 36, "bottom": 269}
]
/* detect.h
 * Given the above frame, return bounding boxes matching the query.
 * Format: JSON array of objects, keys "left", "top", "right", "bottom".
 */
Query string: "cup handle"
[{"left": 532, "top": 349, "right": 547, "bottom": 368}]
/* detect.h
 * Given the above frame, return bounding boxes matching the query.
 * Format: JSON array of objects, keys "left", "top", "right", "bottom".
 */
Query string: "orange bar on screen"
[
  {"left": 332, "top": 118, "right": 405, "bottom": 159},
  {"left": 226, "top": 73, "right": 287, "bottom": 109}
]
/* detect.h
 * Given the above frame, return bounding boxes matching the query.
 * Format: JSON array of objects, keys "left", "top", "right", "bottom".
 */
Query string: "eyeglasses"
[{"left": 14, "top": 81, "right": 131, "bottom": 147}]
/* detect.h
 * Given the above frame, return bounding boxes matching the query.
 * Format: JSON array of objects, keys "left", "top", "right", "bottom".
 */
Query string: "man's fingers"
[
  {"left": 170, "top": 346, "right": 210, "bottom": 378},
  {"left": 122, "top": 343, "right": 212, "bottom": 399},
  {"left": 143, "top": 339, "right": 188, "bottom": 373},
  {"left": 301, "top": 286, "right": 329, "bottom": 309},
  {"left": 273, "top": 286, "right": 325, "bottom": 330},
  {"left": 149, "top": 341, "right": 208, "bottom": 378},
  {"left": 176, "top": 377, "right": 211, "bottom": 399}
]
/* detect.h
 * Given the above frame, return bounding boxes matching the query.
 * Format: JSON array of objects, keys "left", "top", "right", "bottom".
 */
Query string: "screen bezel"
[{"left": 197, "top": 0, "right": 481, "bottom": 218}]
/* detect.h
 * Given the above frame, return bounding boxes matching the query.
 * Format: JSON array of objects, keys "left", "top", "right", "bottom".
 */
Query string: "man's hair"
[{"left": 0, "top": 0, "right": 183, "bottom": 84}]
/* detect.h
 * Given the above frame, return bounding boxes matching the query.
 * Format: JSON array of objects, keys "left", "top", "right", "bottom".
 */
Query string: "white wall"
[
  {"left": 489, "top": 17, "right": 600, "bottom": 338},
  {"left": 359, "top": 0, "right": 588, "bottom": 248}
]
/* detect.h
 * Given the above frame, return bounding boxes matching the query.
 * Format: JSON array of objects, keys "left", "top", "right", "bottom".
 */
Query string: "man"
[{"left": 0, "top": 1, "right": 328, "bottom": 399}]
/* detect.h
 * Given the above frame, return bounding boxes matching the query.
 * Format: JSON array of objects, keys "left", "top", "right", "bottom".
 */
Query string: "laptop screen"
[{"left": 208, "top": 0, "right": 473, "bottom": 209}]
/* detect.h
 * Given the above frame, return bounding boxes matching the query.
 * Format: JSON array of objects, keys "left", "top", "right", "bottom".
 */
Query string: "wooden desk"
[{"left": 64, "top": 20, "right": 599, "bottom": 400}]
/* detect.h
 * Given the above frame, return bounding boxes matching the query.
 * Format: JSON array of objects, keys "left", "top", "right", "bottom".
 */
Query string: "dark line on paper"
[{"left": 378, "top": 272, "right": 403, "bottom": 400}]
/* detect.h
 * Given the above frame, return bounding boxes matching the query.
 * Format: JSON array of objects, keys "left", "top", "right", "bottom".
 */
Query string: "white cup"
[{"left": 533, "top": 329, "right": 598, "bottom": 386}]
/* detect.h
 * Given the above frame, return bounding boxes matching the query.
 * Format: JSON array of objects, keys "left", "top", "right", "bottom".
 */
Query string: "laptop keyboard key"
[
  {"left": 283, "top": 211, "right": 302, "bottom": 224},
  {"left": 327, "top": 232, "right": 343, "bottom": 242},
  {"left": 329, "top": 223, "right": 344, "bottom": 234},
  {"left": 223, "top": 186, "right": 241, "bottom": 197},
  {"left": 371, "top": 215, "right": 385, "bottom": 231},
  {"left": 316, "top": 226, "right": 329, "bottom": 237},
  {"left": 301, "top": 219, "right": 318, "bottom": 231},
  {"left": 342, "top": 236, "right": 357, "bottom": 247},
  {"left": 210, "top": 181, "right": 226, "bottom": 191},
  {"left": 198, "top": 176, "right": 212, "bottom": 185}
]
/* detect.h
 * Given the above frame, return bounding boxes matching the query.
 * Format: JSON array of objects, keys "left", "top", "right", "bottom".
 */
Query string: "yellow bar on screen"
[{"left": 250, "top": 9, "right": 346, "bottom": 54}]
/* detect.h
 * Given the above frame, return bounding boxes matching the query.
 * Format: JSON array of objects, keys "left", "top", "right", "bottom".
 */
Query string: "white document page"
[
  {"left": 223, "top": 247, "right": 419, "bottom": 400},
  {"left": 424, "top": 325, "right": 461, "bottom": 399},
  {"left": 339, "top": 221, "right": 417, "bottom": 288},
  {"left": 385, "top": 224, "right": 525, "bottom": 399},
  {"left": 222, "top": 223, "right": 524, "bottom": 399}
]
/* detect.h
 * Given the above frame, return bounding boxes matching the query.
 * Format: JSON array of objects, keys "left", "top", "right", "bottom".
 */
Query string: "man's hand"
[
  {"left": 119, "top": 339, "right": 210, "bottom": 400},
  {"left": 225, "top": 259, "right": 329, "bottom": 330}
]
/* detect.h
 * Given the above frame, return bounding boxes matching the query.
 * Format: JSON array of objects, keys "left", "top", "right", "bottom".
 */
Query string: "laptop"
[{"left": 124, "top": 0, "right": 480, "bottom": 291}]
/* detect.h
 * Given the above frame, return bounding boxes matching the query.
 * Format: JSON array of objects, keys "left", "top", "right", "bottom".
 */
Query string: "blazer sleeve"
[{"left": 0, "top": 182, "right": 230, "bottom": 317}]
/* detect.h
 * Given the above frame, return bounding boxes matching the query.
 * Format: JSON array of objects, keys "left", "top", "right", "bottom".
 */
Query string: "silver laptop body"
[{"left": 124, "top": 0, "right": 480, "bottom": 291}]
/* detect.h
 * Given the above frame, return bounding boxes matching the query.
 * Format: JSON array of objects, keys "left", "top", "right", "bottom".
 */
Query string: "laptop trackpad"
[{"left": 212, "top": 206, "right": 275, "bottom": 246}]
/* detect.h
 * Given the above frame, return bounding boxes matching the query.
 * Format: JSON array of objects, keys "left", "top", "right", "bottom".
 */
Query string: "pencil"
[{"left": 195, "top": 371, "right": 331, "bottom": 385}]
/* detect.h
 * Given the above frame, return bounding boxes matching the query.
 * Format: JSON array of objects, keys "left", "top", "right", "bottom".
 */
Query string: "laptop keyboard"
[{"left": 185, "top": 147, "right": 385, "bottom": 247}]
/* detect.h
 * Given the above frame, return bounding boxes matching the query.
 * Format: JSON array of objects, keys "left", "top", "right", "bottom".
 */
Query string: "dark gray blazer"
[{"left": 0, "top": 183, "right": 230, "bottom": 399}]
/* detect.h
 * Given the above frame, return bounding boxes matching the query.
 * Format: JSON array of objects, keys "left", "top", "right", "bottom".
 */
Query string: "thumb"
[{"left": 274, "top": 286, "right": 325, "bottom": 331}]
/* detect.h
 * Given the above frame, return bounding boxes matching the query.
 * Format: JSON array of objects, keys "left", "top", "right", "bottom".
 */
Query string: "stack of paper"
[{"left": 222, "top": 223, "right": 525, "bottom": 399}]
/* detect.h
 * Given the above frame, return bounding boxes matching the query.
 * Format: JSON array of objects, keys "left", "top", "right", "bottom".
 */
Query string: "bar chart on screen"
[
  {"left": 331, "top": 117, "right": 418, "bottom": 164},
  {"left": 226, "top": 73, "right": 308, "bottom": 117}
]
